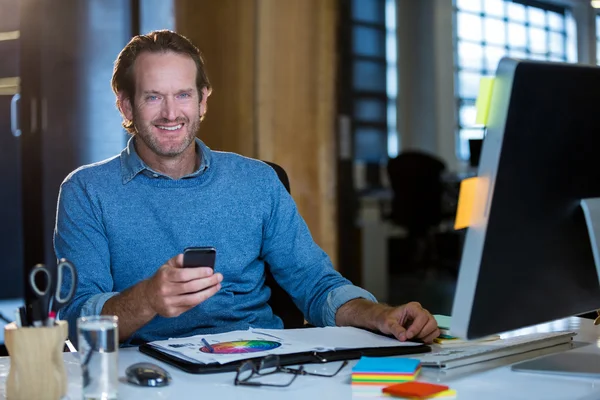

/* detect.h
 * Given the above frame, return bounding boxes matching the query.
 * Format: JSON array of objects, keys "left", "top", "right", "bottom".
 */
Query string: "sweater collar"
[{"left": 120, "top": 136, "right": 212, "bottom": 184}]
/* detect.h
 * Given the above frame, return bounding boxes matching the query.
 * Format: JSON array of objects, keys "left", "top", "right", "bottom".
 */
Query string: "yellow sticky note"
[
  {"left": 475, "top": 77, "right": 495, "bottom": 126},
  {"left": 454, "top": 177, "right": 479, "bottom": 230},
  {"left": 429, "top": 389, "right": 457, "bottom": 398}
]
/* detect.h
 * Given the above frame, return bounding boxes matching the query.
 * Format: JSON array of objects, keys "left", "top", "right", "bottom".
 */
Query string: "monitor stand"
[{"left": 509, "top": 198, "right": 600, "bottom": 378}]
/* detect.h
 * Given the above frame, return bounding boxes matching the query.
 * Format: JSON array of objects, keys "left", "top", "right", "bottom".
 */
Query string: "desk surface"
[{"left": 1, "top": 317, "right": 600, "bottom": 399}]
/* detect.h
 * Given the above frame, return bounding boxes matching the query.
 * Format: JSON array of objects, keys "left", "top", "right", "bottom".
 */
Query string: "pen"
[{"left": 201, "top": 338, "right": 214, "bottom": 353}]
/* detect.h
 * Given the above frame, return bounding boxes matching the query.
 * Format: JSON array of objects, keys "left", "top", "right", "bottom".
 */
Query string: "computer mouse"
[{"left": 125, "top": 362, "right": 172, "bottom": 387}]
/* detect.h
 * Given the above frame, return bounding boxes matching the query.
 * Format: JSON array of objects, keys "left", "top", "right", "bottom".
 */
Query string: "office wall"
[
  {"left": 174, "top": 0, "right": 338, "bottom": 267},
  {"left": 396, "top": 0, "right": 456, "bottom": 171}
]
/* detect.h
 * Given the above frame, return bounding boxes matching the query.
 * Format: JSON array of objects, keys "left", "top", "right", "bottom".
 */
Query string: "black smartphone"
[{"left": 183, "top": 247, "right": 217, "bottom": 268}]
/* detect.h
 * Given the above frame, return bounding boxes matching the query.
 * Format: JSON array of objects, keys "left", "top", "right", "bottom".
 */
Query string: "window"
[
  {"left": 453, "top": 0, "right": 571, "bottom": 160},
  {"left": 140, "top": 0, "right": 175, "bottom": 33},
  {"left": 343, "top": 0, "right": 398, "bottom": 163}
]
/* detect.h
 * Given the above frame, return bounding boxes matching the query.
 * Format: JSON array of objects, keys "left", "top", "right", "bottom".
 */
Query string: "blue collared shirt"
[{"left": 55, "top": 137, "right": 376, "bottom": 343}]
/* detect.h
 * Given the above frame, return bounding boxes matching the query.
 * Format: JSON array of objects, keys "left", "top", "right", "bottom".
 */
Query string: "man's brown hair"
[{"left": 111, "top": 30, "right": 211, "bottom": 133}]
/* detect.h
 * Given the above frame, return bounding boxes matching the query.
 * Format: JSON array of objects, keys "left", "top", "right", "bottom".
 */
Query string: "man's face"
[{"left": 123, "top": 51, "right": 202, "bottom": 158}]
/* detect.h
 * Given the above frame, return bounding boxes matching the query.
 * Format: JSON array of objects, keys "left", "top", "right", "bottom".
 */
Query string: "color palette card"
[
  {"left": 352, "top": 357, "right": 421, "bottom": 386},
  {"left": 382, "top": 382, "right": 456, "bottom": 399}
]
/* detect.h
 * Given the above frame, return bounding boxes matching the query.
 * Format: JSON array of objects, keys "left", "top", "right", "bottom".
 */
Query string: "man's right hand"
[
  {"left": 144, "top": 254, "right": 223, "bottom": 318},
  {"left": 102, "top": 253, "right": 223, "bottom": 341}
]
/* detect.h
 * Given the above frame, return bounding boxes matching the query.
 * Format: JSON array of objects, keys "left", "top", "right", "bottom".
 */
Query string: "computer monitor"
[{"left": 451, "top": 58, "right": 600, "bottom": 340}]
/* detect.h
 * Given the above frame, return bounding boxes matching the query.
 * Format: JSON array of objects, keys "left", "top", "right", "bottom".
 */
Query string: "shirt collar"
[{"left": 120, "top": 136, "right": 212, "bottom": 184}]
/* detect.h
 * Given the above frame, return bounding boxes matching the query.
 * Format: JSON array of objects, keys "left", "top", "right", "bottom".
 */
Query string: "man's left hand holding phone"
[{"left": 101, "top": 246, "right": 222, "bottom": 341}]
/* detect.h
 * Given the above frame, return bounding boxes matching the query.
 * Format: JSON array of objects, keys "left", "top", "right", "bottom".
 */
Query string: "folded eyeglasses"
[{"left": 234, "top": 354, "right": 348, "bottom": 387}]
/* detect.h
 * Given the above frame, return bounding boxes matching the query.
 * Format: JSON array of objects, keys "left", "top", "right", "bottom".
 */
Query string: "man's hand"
[
  {"left": 102, "top": 253, "right": 223, "bottom": 341},
  {"left": 335, "top": 299, "right": 440, "bottom": 344},
  {"left": 374, "top": 302, "right": 439, "bottom": 344},
  {"left": 144, "top": 254, "right": 223, "bottom": 318}
]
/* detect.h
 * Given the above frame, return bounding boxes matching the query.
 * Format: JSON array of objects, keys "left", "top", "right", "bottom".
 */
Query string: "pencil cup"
[{"left": 4, "top": 320, "right": 68, "bottom": 400}]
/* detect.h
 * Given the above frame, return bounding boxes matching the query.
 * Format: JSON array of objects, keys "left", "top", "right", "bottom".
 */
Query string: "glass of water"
[{"left": 77, "top": 315, "right": 119, "bottom": 400}]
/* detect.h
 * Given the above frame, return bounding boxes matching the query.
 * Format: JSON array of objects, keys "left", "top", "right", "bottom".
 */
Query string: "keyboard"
[{"left": 412, "top": 331, "right": 576, "bottom": 369}]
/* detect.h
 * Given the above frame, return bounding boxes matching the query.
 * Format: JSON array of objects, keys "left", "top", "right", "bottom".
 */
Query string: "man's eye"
[{"left": 147, "top": 95, "right": 159, "bottom": 101}]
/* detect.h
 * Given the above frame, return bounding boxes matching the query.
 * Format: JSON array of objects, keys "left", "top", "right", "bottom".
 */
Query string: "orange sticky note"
[
  {"left": 454, "top": 177, "right": 479, "bottom": 230},
  {"left": 382, "top": 381, "right": 450, "bottom": 398}
]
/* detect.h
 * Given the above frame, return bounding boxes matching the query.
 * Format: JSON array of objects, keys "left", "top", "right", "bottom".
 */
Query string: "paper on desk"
[
  {"left": 148, "top": 329, "right": 313, "bottom": 365},
  {"left": 148, "top": 326, "right": 419, "bottom": 365},
  {"left": 257, "top": 326, "right": 420, "bottom": 351}
]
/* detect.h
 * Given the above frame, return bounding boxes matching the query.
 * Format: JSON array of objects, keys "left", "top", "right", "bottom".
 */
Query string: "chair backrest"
[
  {"left": 386, "top": 151, "right": 446, "bottom": 234},
  {"left": 262, "top": 161, "right": 306, "bottom": 329}
]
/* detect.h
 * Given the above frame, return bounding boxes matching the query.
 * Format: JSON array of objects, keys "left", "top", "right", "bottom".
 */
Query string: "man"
[{"left": 55, "top": 30, "right": 439, "bottom": 345}]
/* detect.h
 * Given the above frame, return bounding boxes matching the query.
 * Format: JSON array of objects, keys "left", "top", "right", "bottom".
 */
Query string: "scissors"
[{"left": 28, "top": 258, "right": 78, "bottom": 327}]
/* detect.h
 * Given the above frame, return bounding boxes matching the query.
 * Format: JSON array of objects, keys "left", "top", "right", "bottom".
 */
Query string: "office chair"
[
  {"left": 386, "top": 151, "right": 446, "bottom": 272},
  {"left": 262, "top": 161, "right": 306, "bottom": 329}
]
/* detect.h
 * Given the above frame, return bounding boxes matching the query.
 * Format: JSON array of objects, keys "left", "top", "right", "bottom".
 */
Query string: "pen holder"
[{"left": 4, "top": 321, "right": 68, "bottom": 400}]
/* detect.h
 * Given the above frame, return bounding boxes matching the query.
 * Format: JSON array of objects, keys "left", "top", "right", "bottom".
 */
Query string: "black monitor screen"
[{"left": 451, "top": 58, "right": 600, "bottom": 339}]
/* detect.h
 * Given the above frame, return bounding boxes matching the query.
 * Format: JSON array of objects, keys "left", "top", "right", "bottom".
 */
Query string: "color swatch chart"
[{"left": 200, "top": 340, "right": 282, "bottom": 354}]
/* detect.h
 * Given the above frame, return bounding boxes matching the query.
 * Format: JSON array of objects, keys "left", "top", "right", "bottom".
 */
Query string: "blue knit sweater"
[{"left": 54, "top": 137, "right": 375, "bottom": 343}]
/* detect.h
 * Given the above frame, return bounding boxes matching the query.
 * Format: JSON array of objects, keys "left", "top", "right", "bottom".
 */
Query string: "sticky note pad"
[
  {"left": 352, "top": 368, "right": 421, "bottom": 378},
  {"left": 475, "top": 77, "right": 495, "bottom": 126},
  {"left": 352, "top": 357, "right": 420, "bottom": 374},
  {"left": 382, "top": 381, "right": 450, "bottom": 398},
  {"left": 353, "top": 369, "right": 421, "bottom": 379},
  {"left": 433, "top": 314, "right": 451, "bottom": 330},
  {"left": 454, "top": 177, "right": 479, "bottom": 230}
]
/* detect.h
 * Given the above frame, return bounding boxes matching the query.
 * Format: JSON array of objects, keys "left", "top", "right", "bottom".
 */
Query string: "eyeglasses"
[{"left": 234, "top": 355, "right": 349, "bottom": 387}]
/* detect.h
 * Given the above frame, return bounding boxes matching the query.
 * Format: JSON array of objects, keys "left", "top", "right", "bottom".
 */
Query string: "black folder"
[{"left": 139, "top": 341, "right": 431, "bottom": 374}]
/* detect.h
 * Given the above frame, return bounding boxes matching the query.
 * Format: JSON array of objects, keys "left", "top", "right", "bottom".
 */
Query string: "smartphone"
[{"left": 183, "top": 247, "right": 217, "bottom": 268}]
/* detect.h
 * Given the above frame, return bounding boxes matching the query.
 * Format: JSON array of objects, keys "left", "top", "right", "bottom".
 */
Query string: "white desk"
[{"left": 1, "top": 317, "right": 600, "bottom": 399}]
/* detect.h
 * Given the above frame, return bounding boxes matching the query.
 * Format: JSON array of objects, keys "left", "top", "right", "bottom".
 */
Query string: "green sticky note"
[
  {"left": 475, "top": 77, "right": 495, "bottom": 126},
  {"left": 433, "top": 314, "right": 451, "bottom": 330}
]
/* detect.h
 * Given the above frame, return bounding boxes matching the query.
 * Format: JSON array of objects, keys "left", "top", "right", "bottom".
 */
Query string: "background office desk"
[
  {"left": 1, "top": 317, "right": 599, "bottom": 399},
  {"left": 358, "top": 172, "right": 466, "bottom": 303}
]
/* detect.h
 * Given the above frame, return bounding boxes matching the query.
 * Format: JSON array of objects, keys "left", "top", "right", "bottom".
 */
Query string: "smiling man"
[{"left": 54, "top": 30, "right": 439, "bottom": 345}]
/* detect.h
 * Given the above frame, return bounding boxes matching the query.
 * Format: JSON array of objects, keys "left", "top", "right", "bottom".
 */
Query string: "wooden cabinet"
[
  {"left": 0, "top": 0, "right": 22, "bottom": 298},
  {"left": 0, "top": 93, "right": 23, "bottom": 299},
  {"left": 0, "top": 0, "right": 133, "bottom": 301}
]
